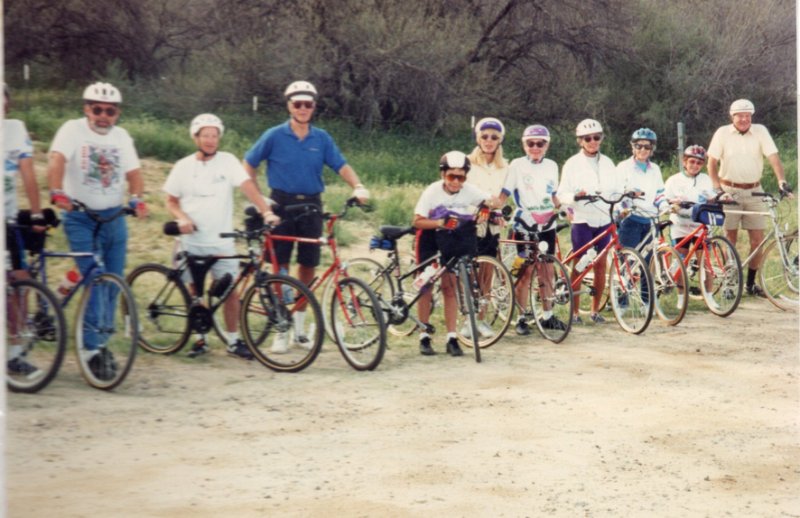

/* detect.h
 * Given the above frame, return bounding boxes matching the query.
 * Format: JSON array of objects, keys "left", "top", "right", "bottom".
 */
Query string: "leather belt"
[{"left": 720, "top": 179, "right": 760, "bottom": 190}]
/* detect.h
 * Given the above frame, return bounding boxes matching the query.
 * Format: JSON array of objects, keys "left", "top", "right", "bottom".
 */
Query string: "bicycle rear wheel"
[
  {"left": 650, "top": 244, "right": 689, "bottom": 326},
  {"left": 127, "top": 263, "right": 191, "bottom": 354},
  {"left": 530, "top": 254, "right": 573, "bottom": 343},
  {"left": 240, "top": 273, "right": 323, "bottom": 373},
  {"left": 329, "top": 277, "right": 387, "bottom": 371},
  {"left": 608, "top": 247, "right": 654, "bottom": 334},
  {"left": 75, "top": 273, "right": 138, "bottom": 390},
  {"left": 345, "top": 256, "right": 414, "bottom": 337},
  {"left": 759, "top": 231, "right": 799, "bottom": 311},
  {"left": 6, "top": 279, "right": 67, "bottom": 393},
  {"left": 700, "top": 236, "right": 742, "bottom": 317}
]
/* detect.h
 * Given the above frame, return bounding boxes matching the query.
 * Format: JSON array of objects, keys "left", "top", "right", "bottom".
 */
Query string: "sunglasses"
[
  {"left": 582, "top": 135, "right": 603, "bottom": 143},
  {"left": 480, "top": 134, "right": 500, "bottom": 141},
  {"left": 525, "top": 140, "right": 547, "bottom": 148},
  {"left": 292, "top": 101, "right": 314, "bottom": 110},
  {"left": 633, "top": 143, "right": 653, "bottom": 151},
  {"left": 445, "top": 173, "right": 467, "bottom": 182},
  {"left": 686, "top": 158, "right": 705, "bottom": 166},
  {"left": 90, "top": 106, "right": 118, "bottom": 117}
]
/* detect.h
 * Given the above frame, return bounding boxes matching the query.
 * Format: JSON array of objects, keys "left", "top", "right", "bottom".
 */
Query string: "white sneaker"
[
  {"left": 477, "top": 320, "right": 495, "bottom": 338},
  {"left": 459, "top": 322, "right": 472, "bottom": 339},
  {"left": 270, "top": 332, "right": 290, "bottom": 354},
  {"left": 676, "top": 296, "right": 685, "bottom": 311},
  {"left": 292, "top": 330, "right": 313, "bottom": 351}
]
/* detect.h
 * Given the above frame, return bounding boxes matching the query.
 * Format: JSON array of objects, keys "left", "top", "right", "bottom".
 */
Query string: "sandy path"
[{"left": 6, "top": 296, "right": 799, "bottom": 517}]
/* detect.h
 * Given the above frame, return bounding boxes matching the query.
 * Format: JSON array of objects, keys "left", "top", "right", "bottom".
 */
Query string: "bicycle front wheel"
[
  {"left": 75, "top": 273, "right": 138, "bottom": 390},
  {"left": 608, "top": 247, "right": 654, "bottom": 334},
  {"left": 650, "top": 244, "right": 689, "bottom": 326},
  {"left": 6, "top": 279, "right": 67, "bottom": 393},
  {"left": 329, "top": 277, "right": 387, "bottom": 371},
  {"left": 530, "top": 254, "right": 573, "bottom": 343},
  {"left": 240, "top": 274, "right": 323, "bottom": 373},
  {"left": 700, "top": 236, "right": 742, "bottom": 317},
  {"left": 465, "top": 255, "right": 514, "bottom": 348},
  {"left": 760, "top": 231, "right": 799, "bottom": 311},
  {"left": 127, "top": 263, "right": 191, "bottom": 354},
  {"left": 457, "top": 260, "right": 481, "bottom": 363}
]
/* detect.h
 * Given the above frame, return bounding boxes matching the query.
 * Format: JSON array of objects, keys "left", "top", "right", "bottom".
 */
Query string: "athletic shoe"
[
  {"left": 293, "top": 332, "right": 313, "bottom": 351},
  {"left": 515, "top": 318, "right": 532, "bottom": 336},
  {"left": 226, "top": 339, "right": 254, "bottom": 360},
  {"left": 271, "top": 332, "right": 290, "bottom": 354},
  {"left": 7, "top": 356, "right": 41, "bottom": 377},
  {"left": 459, "top": 322, "right": 473, "bottom": 339},
  {"left": 589, "top": 312, "right": 606, "bottom": 324},
  {"left": 476, "top": 321, "right": 495, "bottom": 338},
  {"left": 540, "top": 316, "right": 567, "bottom": 331},
  {"left": 186, "top": 339, "right": 209, "bottom": 358},
  {"left": 419, "top": 336, "right": 435, "bottom": 356},
  {"left": 445, "top": 337, "right": 463, "bottom": 357},
  {"left": 88, "top": 349, "right": 117, "bottom": 381},
  {"left": 571, "top": 315, "right": 583, "bottom": 325},
  {"left": 746, "top": 284, "right": 766, "bottom": 298}
]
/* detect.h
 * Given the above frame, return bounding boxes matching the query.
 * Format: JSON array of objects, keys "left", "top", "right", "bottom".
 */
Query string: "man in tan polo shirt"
[{"left": 707, "top": 98, "right": 793, "bottom": 297}]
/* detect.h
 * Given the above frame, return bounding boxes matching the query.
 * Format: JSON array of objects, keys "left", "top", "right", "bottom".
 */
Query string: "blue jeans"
[
  {"left": 64, "top": 209, "right": 128, "bottom": 350},
  {"left": 618, "top": 217, "right": 651, "bottom": 304}
]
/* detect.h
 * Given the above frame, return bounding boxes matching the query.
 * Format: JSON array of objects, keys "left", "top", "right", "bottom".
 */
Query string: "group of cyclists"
[{"left": 4, "top": 76, "right": 795, "bottom": 379}]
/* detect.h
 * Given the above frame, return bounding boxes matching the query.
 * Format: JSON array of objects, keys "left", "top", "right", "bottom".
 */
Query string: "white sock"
[
  {"left": 447, "top": 332, "right": 457, "bottom": 340},
  {"left": 294, "top": 311, "right": 306, "bottom": 336},
  {"left": 419, "top": 332, "right": 430, "bottom": 340},
  {"left": 543, "top": 310, "right": 553, "bottom": 319},
  {"left": 8, "top": 345, "right": 22, "bottom": 360},
  {"left": 226, "top": 331, "right": 240, "bottom": 346}
]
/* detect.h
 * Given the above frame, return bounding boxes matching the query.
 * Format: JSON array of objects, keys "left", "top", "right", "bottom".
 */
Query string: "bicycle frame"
[{"left": 724, "top": 193, "right": 792, "bottom": 272}]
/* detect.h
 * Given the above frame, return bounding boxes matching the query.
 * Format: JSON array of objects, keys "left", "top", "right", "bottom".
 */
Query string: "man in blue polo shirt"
[{"left": 243, "top": 80, "right": 370, "bottom": 352}]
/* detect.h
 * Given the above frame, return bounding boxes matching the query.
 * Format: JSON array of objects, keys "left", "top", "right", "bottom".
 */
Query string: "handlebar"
[{"left": 513, "top": 211, "right": 566, "bottom": 235}]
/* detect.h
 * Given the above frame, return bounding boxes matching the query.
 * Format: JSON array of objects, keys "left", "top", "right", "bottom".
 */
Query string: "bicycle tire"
[
  {"left": 127, "top": 263, "right": 191, "bottom": 354},
  {"left": 455, "top": 255, "right": 513, "bottom": 348},
  {"left": 458, "top": 260, "right": 481, "bottom": 363},
  {"left": 566, "top": 249, "right": 610, "bottom": 316},
  {"left": 240, "top": 273, "right": 323, "bottom": 373},
  {"left": 530, "top": 254, "right": 573, "bottom": 343},
  {"left": 6, "top": 279, "right": 68, "bottom": 394},
  {"left": 345, "top": 256, "right": 416, "bottom": 337},
  {"left": 608, "top": 247, "right": 654, "bottom": 334},
  {"left": 650, "top": 244, "right": 689, "bottom": 326},
  {"left": 210, "top": 271, "right": 255, "bottom": 345},
  {"left": 329, "top": 276, "right": 387, "bottom": 371},
  {"left": 700, "top": 236, "right": 742, "bottom": 317},
  {"left": 75, "top": 273, "right": 138, "bottom": 390},
  {"left": 759, "top": 231, "right": 799, "bottom": 311}
]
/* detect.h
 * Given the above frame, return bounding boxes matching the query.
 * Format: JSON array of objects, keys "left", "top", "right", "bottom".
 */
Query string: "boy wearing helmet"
[
  {"left": 496, "top": 124, "right": 566, "bottom": 335},
  {"left": 243, "top": 81, "right": 370, "bottom": 352},
  {"left": 47, "top": 82, "right": 145, "bottom": 377},
  {"left": 163, "top": 114, "right": 276, "bottom": 359},
  {"left": 557, "top": 119, "right": 618, "bottom": 324},
  {"left": 707, "top": 99, "right": 793, "bottom": 297},
  {"left": 413, "top": 151, "right": 490, "bottom": 356}
]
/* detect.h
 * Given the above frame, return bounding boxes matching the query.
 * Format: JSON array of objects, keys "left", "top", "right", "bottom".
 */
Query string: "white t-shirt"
[
  {"left": 502, "top": 156, "right": 559, "bottom": 228},
  {"left": 414, "top": 181, "right": 487, "bottom": 222},
  {"left": 663, "top": 172, "right": 716, "bottom": 238},
  {"left": 4, "top": 119, "right": 34, "bottom": 217},
  {"left": 615, "top": 157, "right": 666, "bottom": 218},
  {"left": 557, "top": 151, "right": 620, "bottom": 227},
  {"left": 49, "top": 118, "right": 141, "bottom": 210},
  {"left": 163, "top": 151, "right": 250, "bottom": 248}
]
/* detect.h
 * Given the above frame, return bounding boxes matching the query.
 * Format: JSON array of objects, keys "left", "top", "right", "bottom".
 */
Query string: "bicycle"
[
  {"left": 500, "top": 211, "right": 574, "bottom": 343},
  {"left": 721, "top": 191, "right": 797, "bottom": 311},
  {"left": 127, "top": 219, "right": 324, "bottom": 373},
  {"left": 628, "top": 212, "right": 689, "bottom": 326},
  {"left": 29, "top": 201, "right": 138, "bottom": 390},
  {"left": 562, "top": 192, "right": 654, "bottom": 334},
  {"left": 672, "top": 200, "right": 743, "bottom": 317},
  {"left": 259, "top": 198, "right": 387, "bottom": 371}
]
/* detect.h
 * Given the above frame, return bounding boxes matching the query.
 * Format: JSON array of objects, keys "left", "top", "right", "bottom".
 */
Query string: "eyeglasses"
[
  {"left": 480, "top": 134, "right": 500, "bottom": 141},
  {"left": 445, "top": 173, "right": 467, "bottom": 182},
  {"left": 525, "top": 140, "right": 547, "bottom": 148},
  {"left": 582, "top": 135, "right": 603, "bottom": 143},
  {"left": 686, "top": 158, "right": 705, "bottom": 166},
  {"left": 292, "top": 101, "right": 314, "bottom": 110},
  {"left": 90, "top": 106, "right": 118, "bottom": 117},
  {"left": 633, "top": 143, "right": 653, "bottom": 151}
]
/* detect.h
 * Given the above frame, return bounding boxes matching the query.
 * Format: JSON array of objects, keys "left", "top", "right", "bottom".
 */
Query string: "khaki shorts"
[{"left": 722, "top": 185, "right": 766, "bottom": 231}]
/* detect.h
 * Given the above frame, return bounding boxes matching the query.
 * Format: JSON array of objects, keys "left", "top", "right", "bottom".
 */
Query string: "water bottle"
[
  {"left": 574, "top": 248, "right": 597, "bottom": 273},
  {"left": 413, "top": 264, "right": 439, "bottom": 291},
  {"left": 57, "top": 269, "right": 81, "bottom": 297},
  {"left": 510, "top": 255, "right": 526, "bottom": 277}
]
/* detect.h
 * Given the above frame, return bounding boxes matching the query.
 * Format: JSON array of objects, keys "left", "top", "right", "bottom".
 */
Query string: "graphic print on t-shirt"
[{"left": 81, "top": 144, "right": 121, "bottom": 193}]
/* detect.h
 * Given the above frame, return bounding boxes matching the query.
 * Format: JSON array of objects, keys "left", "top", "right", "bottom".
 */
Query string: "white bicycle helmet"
[
  {"left": 576, "top": 118, "right": 603, "bottom": 137},
  {"left": 284, "top": 81, "right": 317, "bottom": 101},
  {"left": 729, "top": 99, "right": 755, "bottom": 115},
  {"left": 190, "top": 113, "right": 224, "bottom": 137},
  {"left": 439, "top": 151, "right": 471, "bottom": 173},
  {"left": 474, "top": 117, "right": 505, "bottom": 138},
  {"left": 83, "top": 82, "right": 122, "bottom": 104}
]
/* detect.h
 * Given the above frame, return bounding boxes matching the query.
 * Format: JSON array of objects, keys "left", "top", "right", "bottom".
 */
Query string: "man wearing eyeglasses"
[
  {"left": 707, "top": 99, "right": 793, "bottom": 298},
  {"left": 557, "top": 119, "right": 619, "bottom": 325},
  {"left": 243, "top": 80, "right": 370, "bottom": 353}
]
